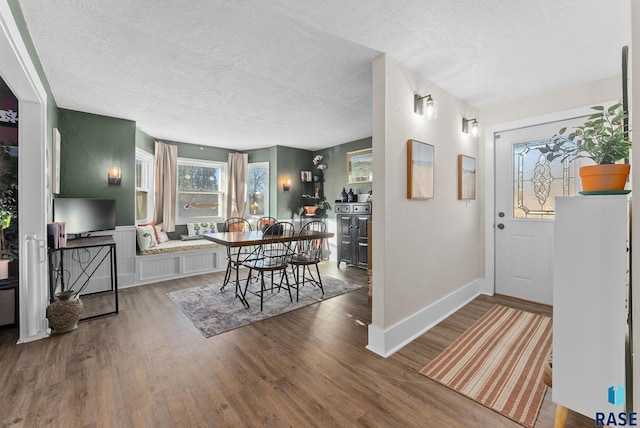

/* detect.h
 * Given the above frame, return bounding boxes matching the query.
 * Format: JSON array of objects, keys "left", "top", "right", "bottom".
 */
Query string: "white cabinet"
[{"left": 553, "top": 195, "right": 629, "bottom": 417}]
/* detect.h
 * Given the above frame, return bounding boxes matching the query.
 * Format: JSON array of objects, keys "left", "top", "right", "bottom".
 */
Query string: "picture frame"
[
  {"left": 347, "top": 148, "right": 372, "bottom": 184},
  {"left": 458, "top": 155, "right": 476, "bottom": 200},
  {"left": 300, "top": 170, "right": 313, "bottom": 182},
  {"left": 407, "top": 139, "right": 434, "bottom": 199}
]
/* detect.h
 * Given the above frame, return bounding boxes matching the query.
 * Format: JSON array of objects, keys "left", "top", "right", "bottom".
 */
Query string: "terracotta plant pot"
[
  {"left": 303, "top": 206, "right": 317, "bottom": 215},
  {"left": 0, "top": 259, "right": 8, "bottom": 280},
  {"left": 579, "top": 164, "right": 630, "bottom": 192}
]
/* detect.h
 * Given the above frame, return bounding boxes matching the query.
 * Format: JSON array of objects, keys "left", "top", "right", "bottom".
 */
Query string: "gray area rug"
[{"left": 167, "top": 276, "right": 364, "bottom": 338}]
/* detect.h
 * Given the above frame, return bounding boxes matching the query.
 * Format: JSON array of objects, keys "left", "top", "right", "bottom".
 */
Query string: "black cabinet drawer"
[
  {"left": 353, "top": 204, "right": 371, "bottom": 214},
  {"left": 334, "top": 204, "right": 351, "bottom": 214}
]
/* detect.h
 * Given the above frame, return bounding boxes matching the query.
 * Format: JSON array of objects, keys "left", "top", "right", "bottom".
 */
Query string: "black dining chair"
[
  {"left": 240, "top": 222, "right": 295, "bottom": 311},
  {"left": 288, "top": 220, "right": 326, "bottom": 302},
  {"left": 256, "top": 216, "right": 278, "bottom": 232},
  {"left": 221, "top": 217, "right": 253, "bottom": 294}
]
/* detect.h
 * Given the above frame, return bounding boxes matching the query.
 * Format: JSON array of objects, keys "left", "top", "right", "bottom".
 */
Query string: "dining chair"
[
  {"left": 288, "top": 220, "right": 326, "bottom": 302},
  {"left": 221, "top": 217, "right": 253, "bottom": 293},
  {"left": 240, "top": 222, "right": 295, "bottom": 311},
  {"left": 256, "top": 216, "right": 278, "bottom": 232},
  {"left": 224, "top": 217, "right": 252, "bottom": 233}
]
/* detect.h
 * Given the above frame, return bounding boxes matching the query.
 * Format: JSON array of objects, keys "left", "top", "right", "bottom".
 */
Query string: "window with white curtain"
[
  {"left": 176, "top": 157, "right": 227, "bottom": 224},
  {"left": 135, "top": 148, "right": 154, "bottom": 223},
  {"left": 246, "top": 162, "right": 269, "bottom": 218}
]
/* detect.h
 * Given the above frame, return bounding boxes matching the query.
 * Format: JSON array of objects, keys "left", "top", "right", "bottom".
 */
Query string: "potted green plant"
[
  {"left": 315, "top": 198, "right": 331, "bottom": 216},
  {"left": 541, "top": 103, "right": 631, "bottom": 192},
  {"left": 0, "top": 207, "right": 12, "bottom": 279},
  {"left": 0, "top": 144, "right": 18, "bottom": 279}
]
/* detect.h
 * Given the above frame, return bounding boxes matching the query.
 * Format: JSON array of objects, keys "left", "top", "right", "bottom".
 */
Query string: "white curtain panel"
[
  {"left": 226, "top": 153, "right": 248, "bottom": 219},
  {"left": 153, "top": 141, "right": 178, "bottom": 231}
]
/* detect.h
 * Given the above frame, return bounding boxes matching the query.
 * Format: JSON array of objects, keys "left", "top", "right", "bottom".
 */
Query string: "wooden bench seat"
[
  {"left": 138, "top": 239, "right": 221, "bottom": 256},
  {"left": 135, "top": 239, "right": 226, "bottom": 285}
]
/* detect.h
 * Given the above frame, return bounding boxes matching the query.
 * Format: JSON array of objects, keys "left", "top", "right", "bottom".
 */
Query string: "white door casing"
[{"left": 0, "top": 3, "right": 50, "bottom": 342}]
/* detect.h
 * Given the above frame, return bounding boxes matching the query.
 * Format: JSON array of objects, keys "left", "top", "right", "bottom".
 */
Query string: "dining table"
[
  {"left": 202, "top": 228, "right": 334, "bottom": 305},
  {"left": 203, "top": 229, "right": 334, "bottom": 248}
]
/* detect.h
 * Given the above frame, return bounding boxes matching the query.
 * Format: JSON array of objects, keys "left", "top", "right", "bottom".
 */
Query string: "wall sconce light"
[
  {"left": 462, "top": 118, "right": 480, "bottom": 137},
  {"left": 414, "top": 93, "right": 438, "bottom": 120},
  {"left": 108, "top": 166, "right": 122, "bottom": 185},
  {"left": 283, "top": 178, "right": 291, "bottom": 192}
]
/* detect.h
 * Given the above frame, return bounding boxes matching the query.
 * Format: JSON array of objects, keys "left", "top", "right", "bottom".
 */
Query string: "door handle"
[{"left": 497, "top": 223, "right": 505, "bottom": 230}]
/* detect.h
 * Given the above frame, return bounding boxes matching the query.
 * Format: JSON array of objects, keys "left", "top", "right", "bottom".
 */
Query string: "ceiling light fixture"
[
  {"left": 414, "top": 94, "right": 438, "bottom": 120},
  {"left": 462, "top": 118, "right": 480, "bottom": 137}
]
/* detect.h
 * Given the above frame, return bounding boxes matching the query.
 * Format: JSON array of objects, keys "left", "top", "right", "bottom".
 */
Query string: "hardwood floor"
[{"left": 0, "top": 264, "right": 594, "bottom": 427}]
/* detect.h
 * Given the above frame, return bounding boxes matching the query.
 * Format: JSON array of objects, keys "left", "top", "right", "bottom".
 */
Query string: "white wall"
[
  {"left": 631, "top": 0, "right": 639, "bottom": 411},
  {"left": 368, "top": 54, "right": 483, "bottom": 357},
  {"left": 480, "top": 76, "right": 621, "bottom": 126}
]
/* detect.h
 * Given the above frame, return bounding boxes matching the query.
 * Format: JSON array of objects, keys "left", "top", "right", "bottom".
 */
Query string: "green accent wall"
[
  {"left": 58, "top": 109, "right": 135, "bottom": 226},
  {"left": 157, "top": 139, "right": 232, "bottom": 162},
  {"left": 97, "top": 117, "right": 372, "bottom": 226},
  {"left": 274, "top": 146, "right": 313, "bottom": 219},
  {"left": 135, "top": 129, "right": 154, "bottom": 154},
  {"left": 316, "top": 137, "right": 372, "bottom": 218}
]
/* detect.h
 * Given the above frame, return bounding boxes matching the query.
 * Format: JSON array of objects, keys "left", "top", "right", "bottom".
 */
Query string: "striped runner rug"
[{"left": 420, "top": 304, "right": 552, "bottom": 428}]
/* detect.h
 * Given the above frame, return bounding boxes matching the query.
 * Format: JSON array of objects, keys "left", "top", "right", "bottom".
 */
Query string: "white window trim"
[
  {"left": 135, "top": 147, "right": 154, "bottom": 224},
  {"left": 246, "top": 161, "right": 270, "bottom": 219},
  {"left": 176, "top": 157, "right": 227, "bottom": 224}
]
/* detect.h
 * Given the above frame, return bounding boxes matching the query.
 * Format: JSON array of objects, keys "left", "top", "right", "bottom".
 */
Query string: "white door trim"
[
  {"left": 0, "top": 3, "right": 50, "bottom": 342},
  {"left": 483, "top": 102, "right": 618, "bottom": 297}
]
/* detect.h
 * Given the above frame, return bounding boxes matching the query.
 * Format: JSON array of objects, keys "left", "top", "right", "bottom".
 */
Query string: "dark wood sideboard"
[{"left": 335, "top": 202, "right": 371, "bottom": 269}]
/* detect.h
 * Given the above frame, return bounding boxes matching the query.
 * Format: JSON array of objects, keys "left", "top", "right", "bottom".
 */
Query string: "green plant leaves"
[{"left": 544, "top": 105, "right": 630, "bottom": 165}]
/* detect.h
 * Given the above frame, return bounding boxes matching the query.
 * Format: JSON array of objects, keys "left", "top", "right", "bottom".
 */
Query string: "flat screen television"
[{"left": 53, "top": 198, "right": 116, "bottom": 237}]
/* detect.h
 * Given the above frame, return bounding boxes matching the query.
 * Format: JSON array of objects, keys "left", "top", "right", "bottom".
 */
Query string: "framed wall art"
[
  {"left": 457, "top": 154, "right": 476, "bottom": 200},
  {"left": 347, "top": 148, "right": 372, "bottom": 184},
  {"left": 407, "top": 139, "right": 434, "bottom": 199}
]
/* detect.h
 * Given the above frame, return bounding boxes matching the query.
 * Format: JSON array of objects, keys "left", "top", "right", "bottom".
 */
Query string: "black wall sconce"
[
  {"left": 283, "top": 178, "right": 291, "bottom": 192},
  {"left": 462, "top": 117, "right": 480, "bottom": 137},
  {"left": 108, "top": 166, "right": 121, "bottom": 185},
  {"left": 414, "top": 93, "right": 437, "bottom": 119}
]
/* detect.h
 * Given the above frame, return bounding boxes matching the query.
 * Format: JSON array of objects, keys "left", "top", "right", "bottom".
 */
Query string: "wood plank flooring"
[{"left": 0, "top": 264, "right": 595, "bottom": 427}]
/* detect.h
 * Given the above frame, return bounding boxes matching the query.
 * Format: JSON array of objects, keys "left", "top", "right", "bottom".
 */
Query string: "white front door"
[{"left": 494, "top": 116, "right": 587, "bottom": 305}]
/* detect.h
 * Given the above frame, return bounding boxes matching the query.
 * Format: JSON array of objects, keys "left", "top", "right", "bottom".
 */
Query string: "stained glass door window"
[{"left": 512, "top": 140, "right": 575, "bottom": 219}]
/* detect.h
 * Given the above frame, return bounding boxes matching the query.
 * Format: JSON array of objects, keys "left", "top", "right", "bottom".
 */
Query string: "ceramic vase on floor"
[{"left": 46, "top": 290, "right": 83, "bottom": 333}]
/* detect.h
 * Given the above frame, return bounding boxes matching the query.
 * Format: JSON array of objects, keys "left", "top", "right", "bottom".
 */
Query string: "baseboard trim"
[
  {"left": 17, "top": 329, "right": 50, "bottom": 344},
  {"left": 366, "top": 278, "right": 484, "bottom": 358},
  {"left": 117, "top": 273, "right": 136, "bottom": 289}
]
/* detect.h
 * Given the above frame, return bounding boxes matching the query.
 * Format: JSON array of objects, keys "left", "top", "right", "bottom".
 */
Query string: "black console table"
[
  {"left": 48, "top": 235, "right": 119, "bottom": 321},
  {"left": 0, "top": 277, "right": 19, "bottom": 327}
]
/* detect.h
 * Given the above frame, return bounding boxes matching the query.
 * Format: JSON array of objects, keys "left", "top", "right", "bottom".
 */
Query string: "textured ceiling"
[{"left": 17, "top": 0, "right": 628, "bottom": 150}]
